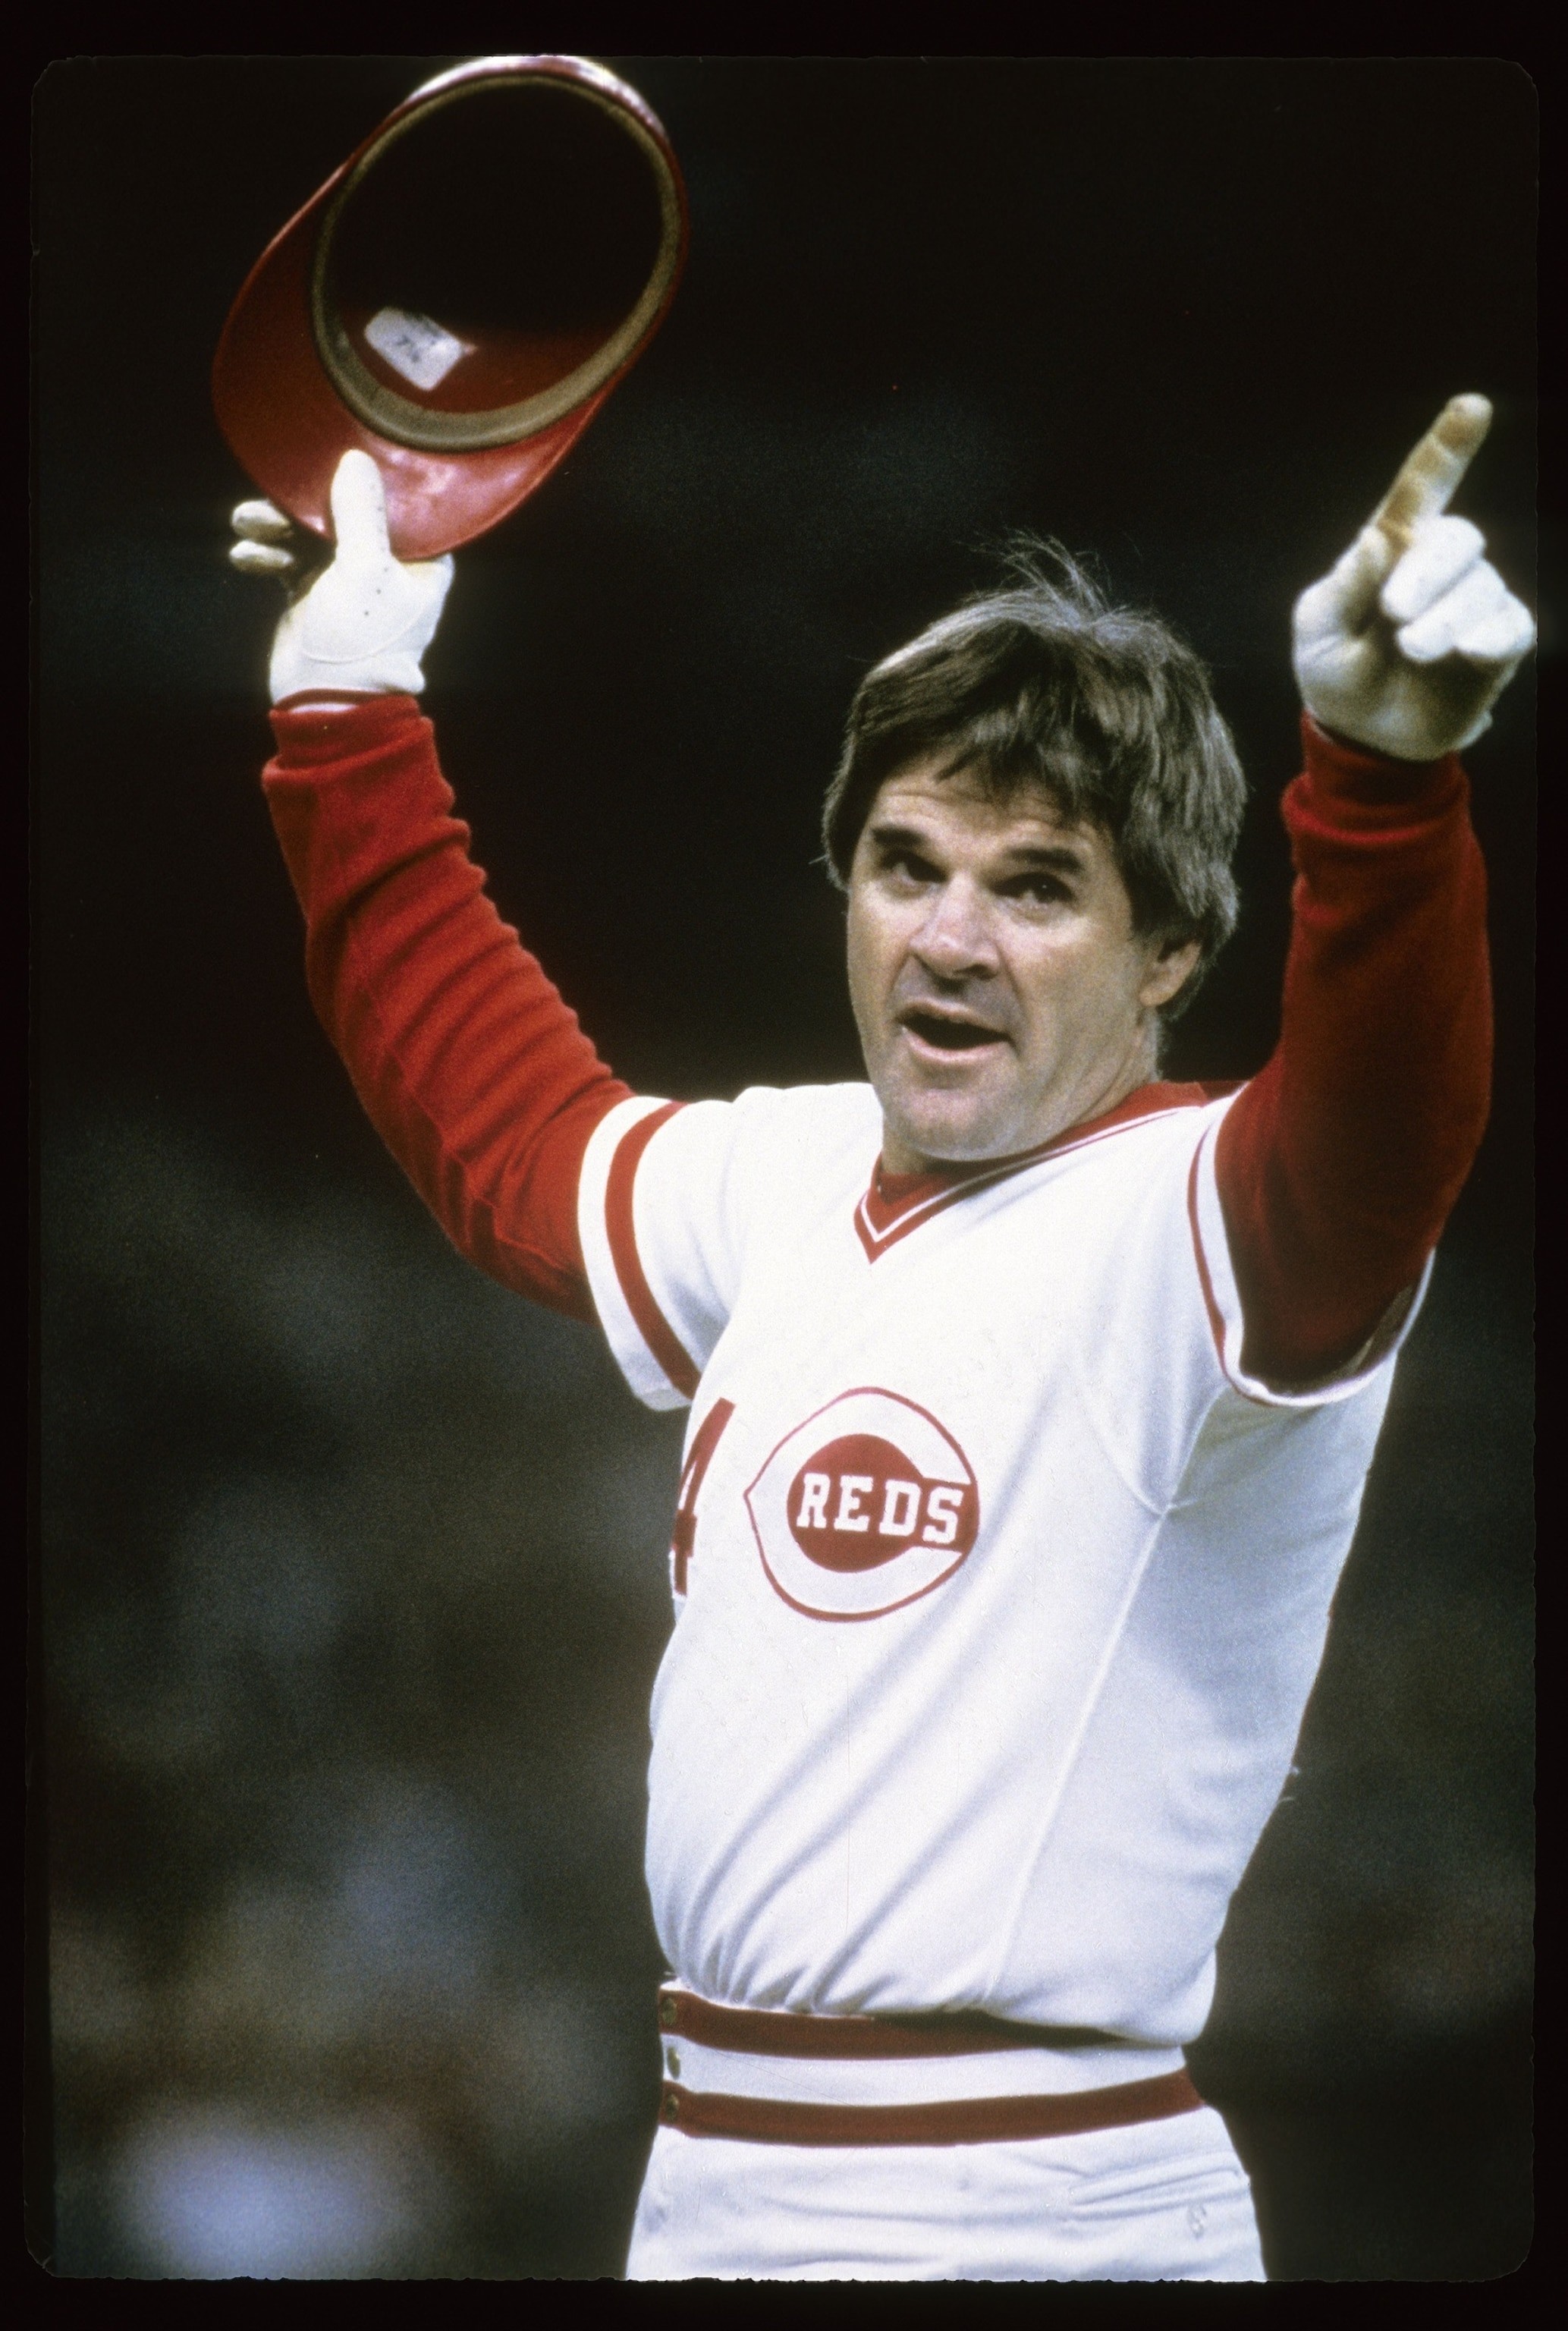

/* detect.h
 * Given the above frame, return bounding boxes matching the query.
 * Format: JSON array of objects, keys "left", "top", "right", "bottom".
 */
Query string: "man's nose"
[{"left": 909, "top": 881, "right": 1000, "bottom": 980}]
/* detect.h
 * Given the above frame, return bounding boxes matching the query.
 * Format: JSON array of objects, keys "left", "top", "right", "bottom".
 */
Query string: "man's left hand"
[{"left": 1292, "top": 395, "right": 1535, "bottom": 762}]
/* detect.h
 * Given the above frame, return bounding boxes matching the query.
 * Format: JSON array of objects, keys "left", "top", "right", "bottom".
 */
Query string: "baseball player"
[{"left": 229, "top": 396, "right": 1532, "bottom": 2280}]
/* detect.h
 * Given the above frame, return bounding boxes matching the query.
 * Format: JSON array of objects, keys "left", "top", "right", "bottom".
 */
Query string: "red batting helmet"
[{"left": 212, "top": 55, "right": 687, "bottom": 559}]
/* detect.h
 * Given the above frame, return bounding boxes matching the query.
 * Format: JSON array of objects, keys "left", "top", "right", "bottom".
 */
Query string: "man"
[{"left": 229, "top": 396, "right": 1532, "bottom": 2280}]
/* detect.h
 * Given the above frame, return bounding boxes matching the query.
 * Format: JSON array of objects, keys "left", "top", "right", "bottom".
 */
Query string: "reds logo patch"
[{"left": 743, "top": 1388, "right": 980, "bottom": 1620}]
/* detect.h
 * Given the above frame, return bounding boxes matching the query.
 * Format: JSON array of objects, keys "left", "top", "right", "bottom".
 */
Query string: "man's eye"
[{"left": 1009, "top": 876, "right": 1069, "bottom": 905}]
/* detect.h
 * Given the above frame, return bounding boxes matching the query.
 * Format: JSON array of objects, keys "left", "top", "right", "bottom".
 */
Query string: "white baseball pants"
[{"left": 626, "top": 2103, "right": 1265, "bottom": 2281}]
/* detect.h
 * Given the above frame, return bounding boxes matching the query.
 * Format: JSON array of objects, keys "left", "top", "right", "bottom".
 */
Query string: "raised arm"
[
  {"left": 1216, "top": 398, "right": 1535, "bottom": 1386},
  {"left": 238, "top": 454, "right": 631, "bottom": 1320}
]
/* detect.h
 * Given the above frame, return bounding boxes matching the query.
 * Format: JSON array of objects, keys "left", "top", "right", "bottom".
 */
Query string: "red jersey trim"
[
  {"left": 1184, "top": 1140, "right": 1257, "bottom": 1400},
  {"left": 605, "top": 1102, "right": 702, "bottom": 1399},
  {"left": 854, "top": 1086, "right": 1229, "bottom": 1263},
  {"left": 655, "top": 1987, "right": 1100, "bottom": 2058}
]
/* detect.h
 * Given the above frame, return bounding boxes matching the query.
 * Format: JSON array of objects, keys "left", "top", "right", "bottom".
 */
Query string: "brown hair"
[{"left": 822, "top": 543, "right": 1246, "bottom": 1018}]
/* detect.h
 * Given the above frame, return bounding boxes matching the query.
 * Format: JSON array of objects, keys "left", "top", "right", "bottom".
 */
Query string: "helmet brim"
[{"left": 212, "top": 55, "right": 687, "bottom": 561}]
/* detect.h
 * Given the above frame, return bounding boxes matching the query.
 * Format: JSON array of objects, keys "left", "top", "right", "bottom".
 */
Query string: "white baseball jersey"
[{"left": 577, "top": 1080, "right": 1424, "bottom": 2046}]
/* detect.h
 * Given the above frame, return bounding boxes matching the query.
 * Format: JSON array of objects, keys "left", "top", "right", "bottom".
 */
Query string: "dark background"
[{"left": 34, "top": 56, "right": 1536, "bottom": 2280}]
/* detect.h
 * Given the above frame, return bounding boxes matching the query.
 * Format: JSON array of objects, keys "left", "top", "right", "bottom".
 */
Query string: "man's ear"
[{"left": 1139, "top": 936, "right": 1202, "bottom": 1013}]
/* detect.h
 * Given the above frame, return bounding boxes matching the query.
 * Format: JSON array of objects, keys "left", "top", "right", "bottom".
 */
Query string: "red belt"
[{"left": 655, "top": 1988, "right": 1203, "bottom": 2147}]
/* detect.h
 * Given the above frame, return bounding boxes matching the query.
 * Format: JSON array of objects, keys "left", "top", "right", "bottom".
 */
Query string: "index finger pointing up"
[
  {"left": 328, "top": 448, "right": 392, "bottom": 561},
  {"left": 1370, "top": 394, "right": 1493, "bottom": 552}
]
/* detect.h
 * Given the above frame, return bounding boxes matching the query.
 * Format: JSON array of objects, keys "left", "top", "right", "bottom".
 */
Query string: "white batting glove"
[
  {"left": 229, "top": 451, "right": 454, "bottom": 703},
  {"left": 1292, "top": 395, "right": 1535, "bottom": 761}
]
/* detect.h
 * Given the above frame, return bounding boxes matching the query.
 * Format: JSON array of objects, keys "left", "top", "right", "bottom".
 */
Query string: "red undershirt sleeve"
[
  {"left": 1214, "top": 712, "right": 1492, "bottom": 1387},
  {"left": 262, "top": 694, "right": 631, "bottom": 1322}
]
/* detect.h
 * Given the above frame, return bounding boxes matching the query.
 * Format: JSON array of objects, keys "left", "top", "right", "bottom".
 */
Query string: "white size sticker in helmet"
[{"left": 363, "top": 308, "right": 474, "bottom": 391}]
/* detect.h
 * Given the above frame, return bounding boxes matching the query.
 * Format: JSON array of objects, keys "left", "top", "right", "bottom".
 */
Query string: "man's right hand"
[{"left": 230, "top": 450, "right": 454, "bottom": 703}]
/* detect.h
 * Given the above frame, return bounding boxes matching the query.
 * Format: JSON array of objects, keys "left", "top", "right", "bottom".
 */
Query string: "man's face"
[{"left": 845, "top": 760, "right": 1200, "bottom": 1172}]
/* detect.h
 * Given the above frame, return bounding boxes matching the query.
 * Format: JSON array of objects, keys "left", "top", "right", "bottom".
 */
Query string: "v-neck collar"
[{"left": 853, "top": 1081, "right": 1233, "bottom": 1263}]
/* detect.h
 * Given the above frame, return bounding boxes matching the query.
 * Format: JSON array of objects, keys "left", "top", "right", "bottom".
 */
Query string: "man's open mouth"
[{"left": 900, "top": 1010, "right": 1007, "bottom": 1052}]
